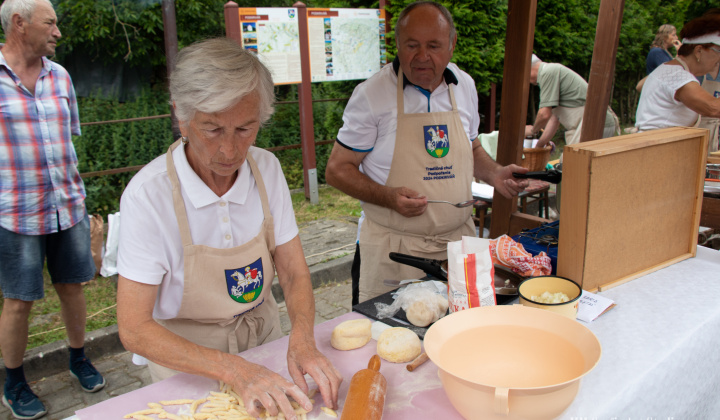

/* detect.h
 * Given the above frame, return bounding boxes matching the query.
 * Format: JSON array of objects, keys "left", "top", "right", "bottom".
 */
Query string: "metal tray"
[{"left": 352, "top": 283, "right": 518, "bottom": 339}]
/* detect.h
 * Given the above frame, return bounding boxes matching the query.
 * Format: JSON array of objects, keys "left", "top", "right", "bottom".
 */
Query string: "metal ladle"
[{"left": 426, "top": 199, "right": 480, "bottom": 208}]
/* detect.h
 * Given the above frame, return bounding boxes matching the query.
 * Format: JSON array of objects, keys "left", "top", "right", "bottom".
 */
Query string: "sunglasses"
[{"left": 710, "top": 47, "right": 720, "bottom": 54}]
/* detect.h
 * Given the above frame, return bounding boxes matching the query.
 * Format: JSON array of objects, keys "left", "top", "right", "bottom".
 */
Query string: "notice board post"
[
  {"left": 224, "top": 1, "right": 242, "bottom": 44},
  {"left": 162, "top": 0, "right": 180, "bottom": 139},
  {"left": 294, "top": 1, "right": 319, "bottom": 204}
]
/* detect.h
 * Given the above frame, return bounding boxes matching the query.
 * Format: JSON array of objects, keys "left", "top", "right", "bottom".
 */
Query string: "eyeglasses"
[{"left": 710, "top": 47, "right": 720, "bottom": 54}]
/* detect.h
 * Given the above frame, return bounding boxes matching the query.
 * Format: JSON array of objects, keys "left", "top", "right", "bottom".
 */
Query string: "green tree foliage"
[
  {"left": 4, "top": 0, "right": 713, "bottom": 216},
  {"left": 534, "top": 0, "right": 596, "bottom": 76},
  {"left": 54, "top": 0, "right": 226, "bottom": 67}
]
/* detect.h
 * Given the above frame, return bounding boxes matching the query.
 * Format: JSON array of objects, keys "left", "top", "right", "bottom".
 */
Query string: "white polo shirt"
[
  {"left": 117, "top": 144, "right": 298, "bottom": 319},
  {"left": 336, "top": 61, "right": 480, "bottom": 186}
]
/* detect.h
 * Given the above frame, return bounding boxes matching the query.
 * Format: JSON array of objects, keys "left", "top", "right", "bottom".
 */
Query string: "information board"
[
  {"left": 236, "top": 7, "right": 386, "bottom": 85},
  {"left": 306, "top": 8, "right": 386, "bottom": 82},
  {"left": 238, "top": 7, "right": 302, "bottom": 85}
]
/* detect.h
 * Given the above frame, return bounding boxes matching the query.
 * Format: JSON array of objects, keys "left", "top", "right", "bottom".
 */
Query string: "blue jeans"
[{"left": 0, "top": 215, "right": 95, "bottom": 301}]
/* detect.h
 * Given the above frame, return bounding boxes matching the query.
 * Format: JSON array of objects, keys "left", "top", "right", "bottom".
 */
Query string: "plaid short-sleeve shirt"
[{"left": 0, "top": 51, "right": 84, "bottom": 235}]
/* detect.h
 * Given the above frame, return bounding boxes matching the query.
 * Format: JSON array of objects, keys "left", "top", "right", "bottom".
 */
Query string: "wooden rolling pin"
[
  {"left": 340, "top": 355, "right": 387, "bottom": 420},
  {"left": 406, "top": 352, "right": 429, "bottom": 372}
]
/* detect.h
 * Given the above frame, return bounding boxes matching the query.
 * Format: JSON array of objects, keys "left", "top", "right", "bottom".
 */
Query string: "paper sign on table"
[{"left": 577, "top": 290, "right": 616, "bottom": 323}]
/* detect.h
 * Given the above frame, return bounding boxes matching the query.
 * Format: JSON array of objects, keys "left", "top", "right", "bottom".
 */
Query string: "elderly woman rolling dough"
[
  {"left": 116, "top": 38, "right": 341, "bottom": 420},
  {"left": 635, "top": 15, "right": 720, "bottom": 133}
]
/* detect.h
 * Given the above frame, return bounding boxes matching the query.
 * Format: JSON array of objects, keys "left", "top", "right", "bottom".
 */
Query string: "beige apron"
[
  {"left": 699, "top": 76, "right": 720, "bottom": 154},
  {"left": 553, "top": 106, "right": 619, "bottom": 146},
  {"left": 358, "top": 69, "right": 475, "bottom": 302},
  {"left": 552, "top": 106, "right": 586, "bottom": 145},
  {"left": 148, "top": 141, "right": 283, "bottom": 382}
]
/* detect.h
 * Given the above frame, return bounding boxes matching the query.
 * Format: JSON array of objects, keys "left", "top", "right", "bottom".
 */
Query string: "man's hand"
[
  {"left": 524, "top": 125, "right": 535, "bottom": 138},
  {"left": 491, "top": 164, "right": 530, "bottom": 199},
  {"left": 388, "top": 186, "right": 428, "bottom": 217},
  {"left": 287, "top": 335, "right": 343, "bottom": 412},
  {"left": 224, "top": 355, "right": 313, "bottom": 420}
]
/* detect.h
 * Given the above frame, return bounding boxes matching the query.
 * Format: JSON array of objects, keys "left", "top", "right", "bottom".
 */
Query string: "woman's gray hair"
[
  {"left": 169, "top": 38, "right": 275, "bottom": 125},
  {"left": 0, "top": 0, "right": 53, "bottom": 35}
]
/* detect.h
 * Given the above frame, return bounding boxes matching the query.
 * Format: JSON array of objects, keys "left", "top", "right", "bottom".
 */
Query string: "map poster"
[
  {"left": 238, "top": 8, "right": 301, "bottom": 85},
  {"left": 307, "top": 8, "right": 387, "bottom": 83}
]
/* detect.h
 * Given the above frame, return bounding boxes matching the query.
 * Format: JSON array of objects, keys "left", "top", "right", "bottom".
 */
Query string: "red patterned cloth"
[{"left": 489, "top": 235, "right": 552, "bottom": 277}]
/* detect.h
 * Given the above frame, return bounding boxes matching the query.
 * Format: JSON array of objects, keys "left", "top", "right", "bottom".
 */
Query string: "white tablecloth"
[
  {"left": 565, "top": 245, "right": 720, "bottom": 418},
  {"left": 69, "top": 246, "right": 720, "bottom": 420}
]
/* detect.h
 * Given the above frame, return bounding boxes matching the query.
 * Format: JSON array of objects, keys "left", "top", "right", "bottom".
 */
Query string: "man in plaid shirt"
[{"left": 0, "top": 1, "right": 105, "bottom": 418}]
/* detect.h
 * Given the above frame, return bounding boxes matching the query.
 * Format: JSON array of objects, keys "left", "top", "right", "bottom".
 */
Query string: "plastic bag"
[
  {"left": 89, "top": 214, "right": 104, "bottom": 278},
  {"left": 100, "top": 212, "right": 120, "bottom": 277},
  {"left": 374, "top": 281, "right": 449, "bottom": 327}
]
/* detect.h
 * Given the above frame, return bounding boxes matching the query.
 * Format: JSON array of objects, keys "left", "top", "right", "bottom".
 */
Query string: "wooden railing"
[{"left": 78, "top": 97, "right": 349, "bottom": 179}]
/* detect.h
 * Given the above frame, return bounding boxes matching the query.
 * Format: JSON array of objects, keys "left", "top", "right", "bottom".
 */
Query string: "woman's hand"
[
  {"left": 225, "top": 355, "right": 314, "bottom": 420},
  {"left": 287, "top": 334, "right": 343, "bottom": 410}
]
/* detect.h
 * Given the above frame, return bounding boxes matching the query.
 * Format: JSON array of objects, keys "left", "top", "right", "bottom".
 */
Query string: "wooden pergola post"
[
  {"left": 490, "top": 0, "right": 625, "bottom": 238},
  {"left": 580, "top": 0, "right": 625, "bottom": 143},
  {"left": 489, "top": 0, "right": 538, "bottom": 238}
]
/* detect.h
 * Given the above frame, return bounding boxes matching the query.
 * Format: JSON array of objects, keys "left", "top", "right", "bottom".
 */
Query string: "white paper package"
[{"left": 447, "top": 236, "right": 496, "bottom": 313}]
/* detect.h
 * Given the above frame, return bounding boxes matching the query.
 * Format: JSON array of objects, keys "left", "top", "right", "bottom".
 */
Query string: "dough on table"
[
  {"left": 405, "top": 294, "right": 449, "bottom": 327},
  {"left": 376, "top": 327, "right": 422, "bottom": 363},
  {"left": 331, "top": 318, "right": 372, "bottom": 350},
  {"left": 405, "top": 300, "right": 436, "bottom": 327},
  {"left": 435, "top": 293, "right": 449, "bottom": 315}
]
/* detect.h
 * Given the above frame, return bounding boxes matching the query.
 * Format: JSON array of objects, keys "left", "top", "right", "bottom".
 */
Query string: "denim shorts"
[{"left": 0, "top": 215, "right": 95, "bottom": 301}]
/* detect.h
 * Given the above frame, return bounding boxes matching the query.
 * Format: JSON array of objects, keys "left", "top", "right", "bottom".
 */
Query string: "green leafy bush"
[{"left": 75, "top": 88, "right": 175, "bottom": 216}]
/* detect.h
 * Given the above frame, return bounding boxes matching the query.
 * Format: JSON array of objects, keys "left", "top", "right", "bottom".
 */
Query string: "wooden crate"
[{"left": 557, "top": 127, "right": 708, "bottom": 292}]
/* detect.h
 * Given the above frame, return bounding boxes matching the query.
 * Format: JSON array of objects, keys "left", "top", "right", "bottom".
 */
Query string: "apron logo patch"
[
  {"left": 226, "top": 258, "right": 264, "bottom": 303},
  {"left": 424, "top": 125, "right": 449, "bottom": 158}
]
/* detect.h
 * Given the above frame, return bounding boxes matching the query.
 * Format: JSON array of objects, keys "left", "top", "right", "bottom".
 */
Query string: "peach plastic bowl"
[
  {"left": 518, "top": 276, "right": 582, "bottom": 320},
  {"left": 424, "top": 305, "right": 601, "bottom": 420}
]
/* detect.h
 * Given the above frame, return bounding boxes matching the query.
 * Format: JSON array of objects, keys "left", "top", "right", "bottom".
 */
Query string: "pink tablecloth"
[{"left": 75, "top": 312, "right": 461, "bottom": 420}]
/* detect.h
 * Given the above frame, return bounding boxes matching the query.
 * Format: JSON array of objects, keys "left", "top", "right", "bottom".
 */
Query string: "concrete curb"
[{"left": 1, "top": 255, "right": 353, "bottom": 384}]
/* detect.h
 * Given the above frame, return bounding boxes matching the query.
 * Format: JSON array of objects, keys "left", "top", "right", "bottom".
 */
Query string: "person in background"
[
  {"left": 325, "top": 1, "right": 528, "bottom": 305},
  {"left": 116, "top": 38, "right": 341, "bottom": 420},
  {"left": 699, "top": 65, "right": 720, "bottom": 154},
  {"left": 646, "top": 24, "right": 681, "bottom": 75},
  {"left": 699, "top": 9, "right": 720, "bottom": 154},
  {"left": 0, "top": 0, "right": 106, "bottom": 418},
  {"left": 525, "top": 54, "right": 619, "bottom": 149},
  {"left": 635, "top": 15, "right": 720, "bottom": 133}
]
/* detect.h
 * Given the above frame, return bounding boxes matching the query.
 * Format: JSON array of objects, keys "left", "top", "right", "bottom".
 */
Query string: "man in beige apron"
[
  {"left": 358, "top": 69, "right": 477, "bottom": 301},
  {"left": 700, "top": 73, "right": 720, "bottom": 154},
  {"left": 326, "top": 2, "right": 528, "bottom": 303}
]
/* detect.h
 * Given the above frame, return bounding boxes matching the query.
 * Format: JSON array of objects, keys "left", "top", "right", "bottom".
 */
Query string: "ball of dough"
[
  {"left": 377, "top": 327, "right": 422, "bottom": 363},
  {"left": 331, "top": 319, "right": 372, "bottom": 350},
  {"left": 405, "top": 300, "right": 435, "bottom": 327},
  {"left": 435, "top": 294, "right": 449, "bottom": 316}
]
